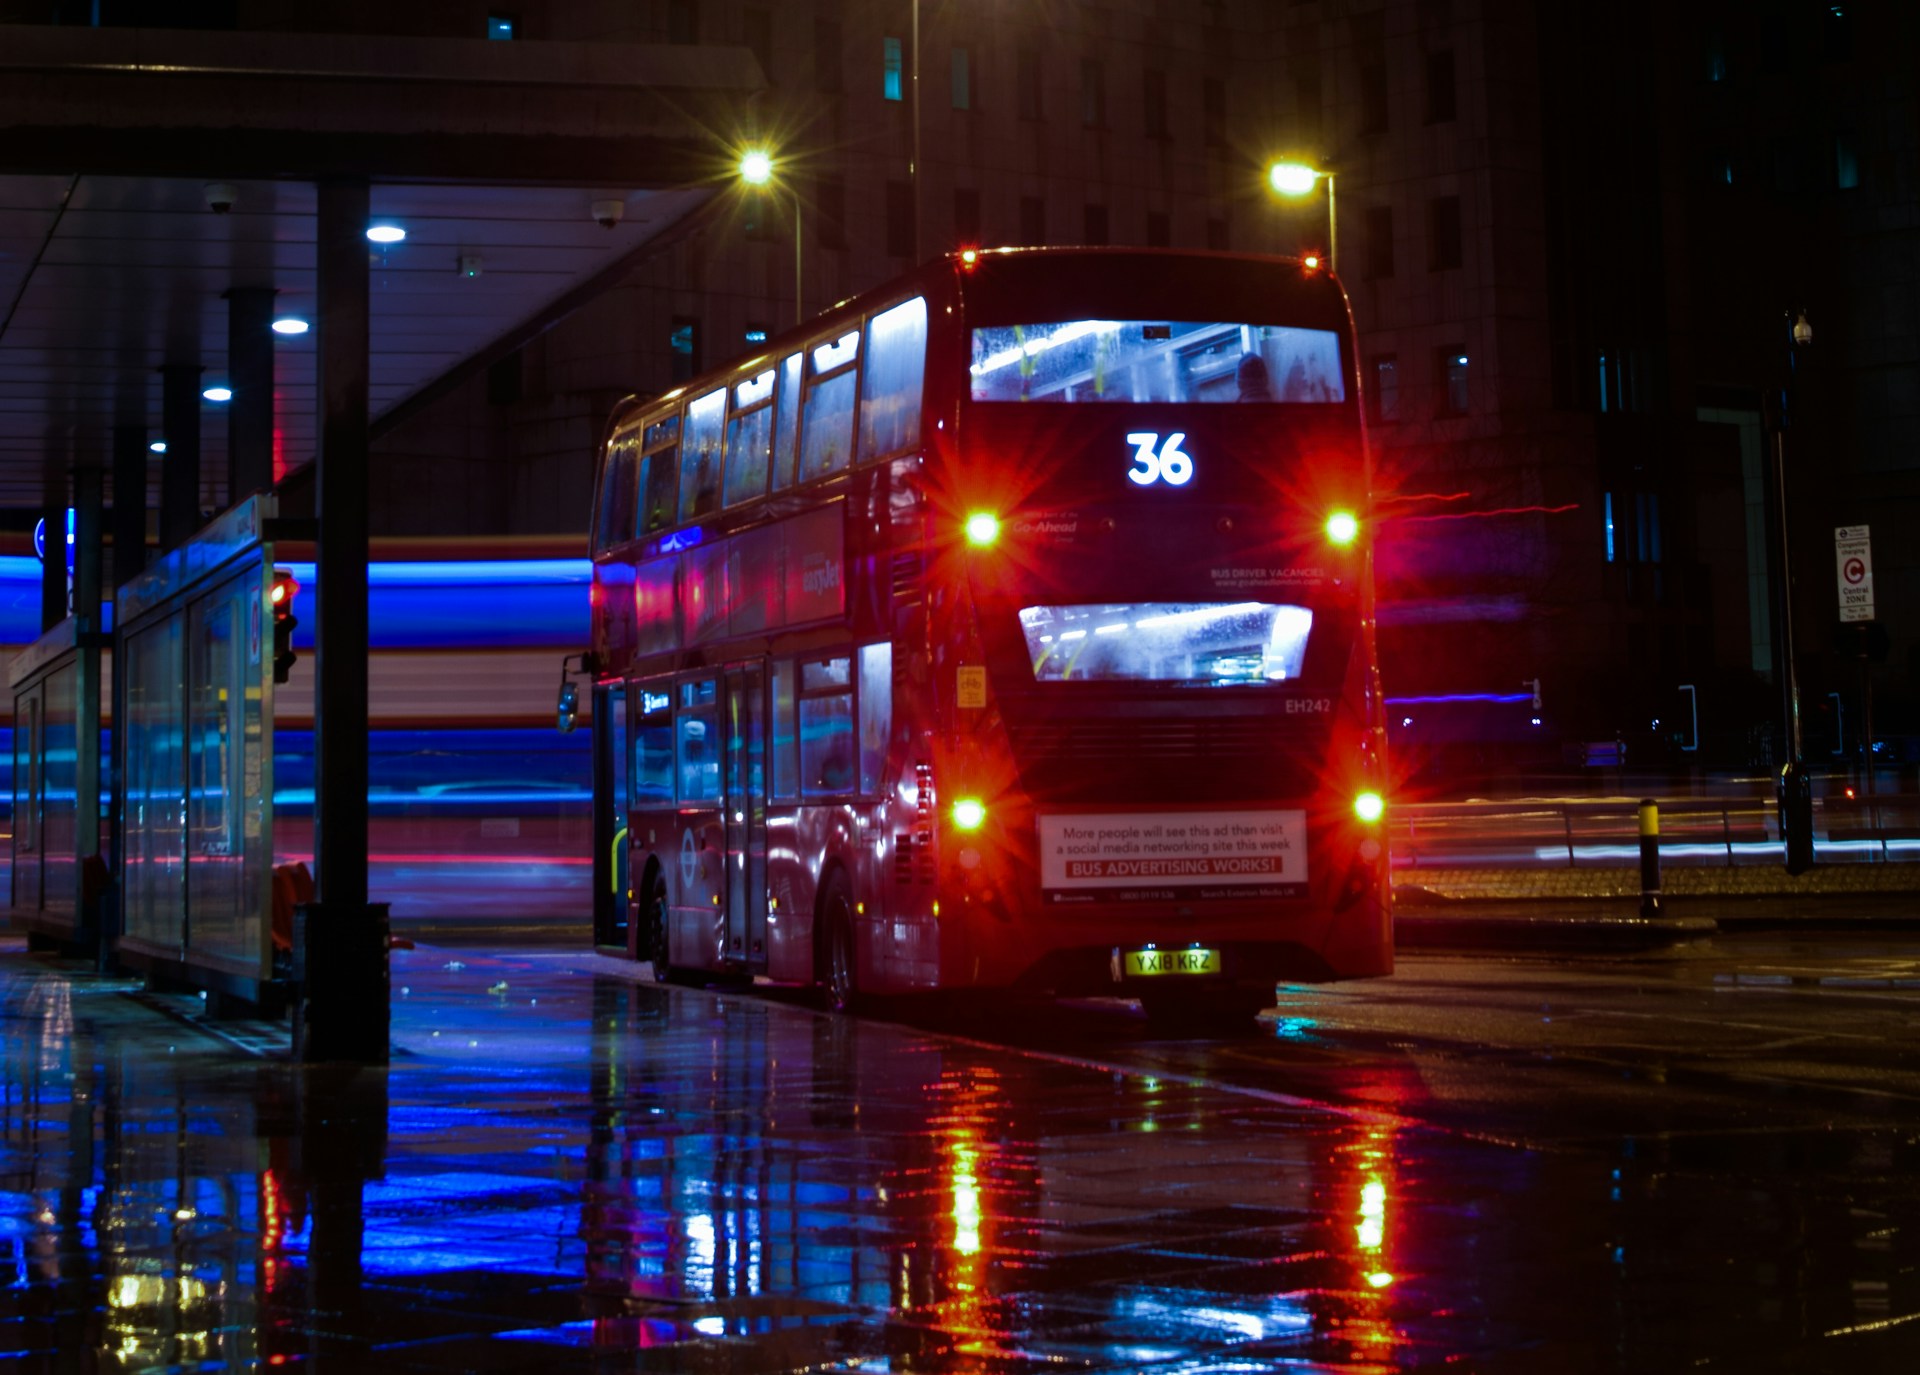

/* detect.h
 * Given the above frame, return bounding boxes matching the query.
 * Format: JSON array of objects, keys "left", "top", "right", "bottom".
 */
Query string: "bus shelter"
[
  {"left": 113, "top": 495, "right": 287, "bottom": 1008},
  {"left": 8, "top": 616, "right": 106, "bottom": 955}
]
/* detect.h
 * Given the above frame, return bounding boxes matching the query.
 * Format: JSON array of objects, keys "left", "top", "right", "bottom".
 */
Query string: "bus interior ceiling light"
[
  {"left": 1326, "top": 511, "right": 1360, "bottom": 545},
  {"left": 366, "top": 223, "right": 406, "bottom": 244},
  {"left": 951, "top": 798, "right": 987, "bottom": 831},
  {"left": 965, "top": 512, "right": 1001, "bottom": 547}
]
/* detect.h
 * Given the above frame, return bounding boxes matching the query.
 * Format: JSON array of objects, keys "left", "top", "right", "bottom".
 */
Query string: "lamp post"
[
  {"left": 739, "top": 150, "right": 803, "bottom": 329},
  {"left": 1267, "top": 161, "right": 1337, "bottom": 274},
  {"left": 1768, "top": 308, "right": 1815, "bottom": 874}
]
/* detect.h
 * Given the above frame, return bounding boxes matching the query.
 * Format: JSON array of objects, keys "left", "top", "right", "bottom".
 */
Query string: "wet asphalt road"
[{"left": 3, "top": 930, "right": 1919, "bottom": 1372}]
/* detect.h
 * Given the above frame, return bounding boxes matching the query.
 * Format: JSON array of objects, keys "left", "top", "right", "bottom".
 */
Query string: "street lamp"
[
  {"left": 739, "top": 149, "right": 803, "bottom": 329},
  {"left": 1769, "top": 307, "right": 1815, "bottom": 874},
  {"left": 1267, "top": 161, "right": 1337, "bottom": 274}
]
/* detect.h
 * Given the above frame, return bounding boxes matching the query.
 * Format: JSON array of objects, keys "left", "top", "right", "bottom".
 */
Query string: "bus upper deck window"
[
  {"left": 859, "top": 297, "right": 928, "bottom": 460},
  {"left": 770, "top": 352, "right": 803, "bottom": 491},
  {"left": 724, "top": 367, "right": 776, "bottom": 507},
  {"left": 677, "top": 388, "right": 726, "bottom": 522}
]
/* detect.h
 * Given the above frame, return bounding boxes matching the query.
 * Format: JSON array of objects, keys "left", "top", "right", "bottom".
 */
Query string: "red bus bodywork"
[{"left": 589, "top": 249, "right": 1390, "bottom": 1014}]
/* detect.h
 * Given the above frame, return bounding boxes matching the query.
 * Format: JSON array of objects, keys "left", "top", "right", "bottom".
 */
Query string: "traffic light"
[{"left": 270, "top": 568, "right": 299, "bottom": 684}]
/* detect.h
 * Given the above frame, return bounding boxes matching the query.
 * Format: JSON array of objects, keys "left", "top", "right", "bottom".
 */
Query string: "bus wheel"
[
  {"left": 819, "top": 872, "right": 860, "bottom": 1014},
  {"left": 640, "top": 869, "right": 679, "bottom": 985}
]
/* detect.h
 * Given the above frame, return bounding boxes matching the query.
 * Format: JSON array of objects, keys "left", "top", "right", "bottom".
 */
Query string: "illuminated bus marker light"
[
  {"left": 1354, "top": 791, "right": 1385, "bottom": 823},
  {"left": 951, "top": 798, "right": 987, "bottom": 830},
  {"left": 964, "top": 512, "right": 1001, "bottom": 547},
  {"left": 1326, "top": 511, "right": 1360, "bottom": 545}
]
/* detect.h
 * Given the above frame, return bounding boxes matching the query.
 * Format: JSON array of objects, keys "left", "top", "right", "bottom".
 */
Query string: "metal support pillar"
[
  {"left": 305, "top": 176, "right": 386, "bottom": 1064},
  {"left": 159, "top": 363, "right": 202, "bottom": 551},
  {"left": 39, "top": 470, "right": 66, "bottom": 632},
  {"left": 1766, "top": 417, "right": 1814, "bottom": 875},
  {"left": 72, "top": 462, "right": 103, "bottom": 890},
  {"left": 111, "top": 424, "right": 148, "bottom": 585},
  {"left": 226, "top": 286, "right": 277, "bottom": 503}
]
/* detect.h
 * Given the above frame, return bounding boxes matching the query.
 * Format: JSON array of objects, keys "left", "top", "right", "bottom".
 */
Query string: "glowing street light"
[
  {"left": 1267, "top": 161, "right": 1337, "bottom": 275},
  {"left": 739, "top": 148, "right": 803, "bottom": 329}
]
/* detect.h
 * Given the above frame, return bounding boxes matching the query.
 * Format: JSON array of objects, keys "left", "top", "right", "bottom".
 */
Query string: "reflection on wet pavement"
[{"left": 4, "top": 938, "right": 1919, "bottom": 1371}]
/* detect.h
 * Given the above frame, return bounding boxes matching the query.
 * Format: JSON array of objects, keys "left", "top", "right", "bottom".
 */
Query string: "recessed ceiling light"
[
  {"left": 271, "top": 317, "right": 310, "bottom": 335},
  {"left": 366, "top": 224, "right": 406, "bottom": 244},
  {"left": 202, "top": 385, "right": 233, "bottom": 403},
  {"left": 149, "top": 440, "right": 168, "bottom": 454}
]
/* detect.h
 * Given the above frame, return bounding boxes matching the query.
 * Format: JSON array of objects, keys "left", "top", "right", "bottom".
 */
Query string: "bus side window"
[
  {"left": 593, "top": 427, "right": 640, "bottom": 552},
  {"left": 798, "top": 655, "right": 854, "bottom": 797},
  {"left": 677, "top": 387, "right": 726, "bottom": 522},
  {"left": 858, "top": 297, "right": 927, "bottom": 461},
  {"left": 677, "top": 678, "right": 721, "bottom": 804},
  {"left": 632, "top": 685, "right": 675, "bottom": 806},
  {"left": 857, "top": 642, "right": 892, "bottom": 795},
  {"left": 770, "top": 660, "right": 798, "bottom": 800},
  {"left": 639, "top": 413, "right": 681, "bottom": 535},
  {"left": 798, "top": 330, "right": 860, "bottom": 483},
  {"left": 770, "top": 352, "right": 803, "bottom": 492},
  {"left": 723, "top": 367, "right": 775, "bottom": 507}
]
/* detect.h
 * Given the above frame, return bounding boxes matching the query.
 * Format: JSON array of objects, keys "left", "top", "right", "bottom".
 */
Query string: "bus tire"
[
  {"left": 640, "top": 867, "right": 683, "bottom": 985},
  {"left": 817, "top": 870, "right": 860, "bottom": 1014}
]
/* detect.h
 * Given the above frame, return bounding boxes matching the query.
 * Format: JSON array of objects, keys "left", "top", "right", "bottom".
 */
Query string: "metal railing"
[{"left": 1391, "top": 792, "right": 1920, "bottom": 869}]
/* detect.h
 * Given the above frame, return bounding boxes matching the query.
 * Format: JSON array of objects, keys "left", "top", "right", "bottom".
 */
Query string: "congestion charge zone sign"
[
  {"left": 1038, "top": 810, "right": 1308, "bottom": 903},
  {"left": 1835, "top": 525, "right": 1874, "bottom": 623}
]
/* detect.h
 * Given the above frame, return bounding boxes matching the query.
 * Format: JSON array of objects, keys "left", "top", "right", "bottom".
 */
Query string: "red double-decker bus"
[{"left": 586, "top": 248, "right": 1390, "bottom": 1022}]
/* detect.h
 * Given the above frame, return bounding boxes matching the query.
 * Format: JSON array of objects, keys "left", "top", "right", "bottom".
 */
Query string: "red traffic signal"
[{"left": 270, "top": 568, "right": 299, "bottom": 684}]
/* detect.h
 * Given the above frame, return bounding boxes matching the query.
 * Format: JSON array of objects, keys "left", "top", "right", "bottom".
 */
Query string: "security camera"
[
  {"left": 204, "top": 182, "right": 238, "bottom": 214},
  {"left": 590, "top": 198, "right": 625, "bottom": 229}
]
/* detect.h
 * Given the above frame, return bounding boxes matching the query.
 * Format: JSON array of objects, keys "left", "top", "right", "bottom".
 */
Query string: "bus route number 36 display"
[{"left": 1125, "top": 431, "right": 1193, "bottom": 487}]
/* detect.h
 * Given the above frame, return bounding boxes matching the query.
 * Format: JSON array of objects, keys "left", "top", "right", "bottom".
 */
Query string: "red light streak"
[{"left": 1397, "top": 502, "right": 1579, "bottom": 524}]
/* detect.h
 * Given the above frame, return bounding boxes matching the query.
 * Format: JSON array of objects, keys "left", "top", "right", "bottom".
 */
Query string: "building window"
[
  {"left": 883, "top": 35, "right": 904, "bottom": 101},
  {"left": 1083, "top": 203, "right": 1109, "bottom": 245},
  {"left": 1425, "top": 50, "right": 1456, "bottom": 123},
  {"left": 1205, "top": 215, "right": 1228, "bottom": 251},
  {"left": 815, "top": 20, "right": 842, "bottom": 93},
  {"left": 1438, "top": 347, "right": 1469, "bottom": 416},
  {"left": 1143, "top": 68, "right": 1169, "bottom": 139},
  {"left": 1604, "top": 491, "right": 1616, "bottom": 561},
  {"left": 1708, "top": 149, "right": 1734, "bottom": 187},
  {"left": 1081, "top": 57, "right": 1105, "bottom": 127},
  {"left": 1146, "top": 210, "right": 1170, "bottom": 247},
  {"left": 1356, "top": 12, "right": 1387, "bottom": 133},
  {"left": 1017, "top": 46, "right": 1042, "bottom": 120},
  {"left": 886, "top": 180, "right": 913, "bottom": 257},
  {"left": 670, "top": 316, "right": 700, "bottom": 384},
  {"left": 1202, "top": 76, "right": 1226, "bottom": 147},
  {"left": 951, "top": 46, "right": 971, "bottom": 109},
  {"left": 1429, "top": 195, "right": 1462, "bottom": 271},
  {"left": 954, "top": 188, "right": 981, "bottom": 245},
  {"left": 1371, "top": 356, "right": 1398, "bottom": 422},
  {"left": 743, "top": 9, "right": 771, "bottom": 82},
  {"left": 1295, "top": 53, "right": 1322, "bottom": 138},
  {"left": 487, "top": 13, "right": 517, "bottom": 40},
  {"left": 668, "top": 0, "right": 697, "bottom": 45},
  {"left": 1706, "top": 29, "right": 1727, "bottom": 81},
  {"left": 1020, "top": 195, "right": 1046, "bottom": 245},
  {"left": 817, "top": 176, "right": 846, "bottom": 250},
  {"left": 1836, "top": 133, "right": 1860, "bottom": 190},
  {"left": 1364, "top": 206, "right": 1394, "bottom": 279}
]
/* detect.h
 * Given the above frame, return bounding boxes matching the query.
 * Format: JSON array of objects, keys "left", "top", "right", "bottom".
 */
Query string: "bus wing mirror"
[{"left": 556, "top": 679, "right": 579, "bottom": 734}]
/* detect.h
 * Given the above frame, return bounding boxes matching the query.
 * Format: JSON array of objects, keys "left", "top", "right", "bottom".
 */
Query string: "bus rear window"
[
  {"left": 1018, "top": 602, "right": 1312, "bottom": 685},
  {"left": 970, "top": 321, "right": 1344, "bottom": 404}
]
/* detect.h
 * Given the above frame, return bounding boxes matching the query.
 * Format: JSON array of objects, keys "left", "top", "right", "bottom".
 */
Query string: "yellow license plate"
[{"left": 1125, "top": 948, "right": 1220, "bottom": 977}]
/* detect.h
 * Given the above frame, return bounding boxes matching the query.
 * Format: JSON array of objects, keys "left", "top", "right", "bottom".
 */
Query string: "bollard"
[{"left": 1637, "top": 798, "right": 1662, "bottom": 918}]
